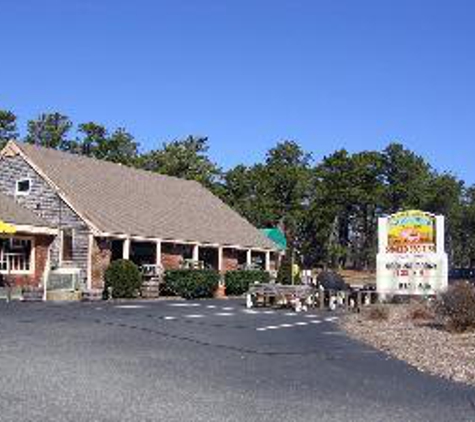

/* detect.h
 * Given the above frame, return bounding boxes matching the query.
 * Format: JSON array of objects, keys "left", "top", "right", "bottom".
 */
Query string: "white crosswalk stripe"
[
  {"left": 256, "top": 320, "right": 321, "bottom": 331},
  {"left": 324, "top": 316, "right": 339, "bottom": 322}
]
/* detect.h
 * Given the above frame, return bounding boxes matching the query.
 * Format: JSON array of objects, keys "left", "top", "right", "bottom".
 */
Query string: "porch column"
[
  {"left": 123, "top": 238, "right": 131, "bottom": 260},
  {"left": 246, "top": 249, "right": 252, "bottom": 267},
  {"left": 155, "top": 239, "right": 162, "bottom": 266},
  {"left": 192, "top": 244, "right": 199, "bottom": 261},
  {"left": 265, "top": 251, "right": 271, "bottom": 271},
  {"left": 218, "top": 247, "right": 223, "bottom": 272},
  {"left": 86, "top": 233, "right": 94, "bottom": 290}
]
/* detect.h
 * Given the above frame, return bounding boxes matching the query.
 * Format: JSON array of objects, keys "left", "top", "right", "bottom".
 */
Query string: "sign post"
[{"left": 376, "top": 210, "right": 448, "bottom": 299}]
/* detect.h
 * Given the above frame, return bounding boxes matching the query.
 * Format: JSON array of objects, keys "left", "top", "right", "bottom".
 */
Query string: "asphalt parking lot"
[{"left": 0, "top": 299, "right": 474, "bottom": 422}]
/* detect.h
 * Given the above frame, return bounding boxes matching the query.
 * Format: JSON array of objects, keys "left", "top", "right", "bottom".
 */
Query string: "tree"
[
  {"left": 381, "top": 143, "right": 433, "bottom": 213},
  {"left": 70, "top": 122, "right": 108, "bottom": 156},
  {"left": 0, "top": 109, "right": 18, "bottom": 149},
  {"left": 140, "top": 136, "right": 221, "bottom": 189},
  {"left": 222, "top": 164, "right": 276, "bottom": 227},
  {"left": 25, "top": 112, "right": 73, "bottom": 150},
  {"left": 93, "top": 128, "right": 138, "bottom": 166}
]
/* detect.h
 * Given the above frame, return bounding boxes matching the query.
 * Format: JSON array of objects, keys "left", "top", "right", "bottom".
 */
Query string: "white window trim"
[
  {"left": 0, "top": 235, "right": 35, "bottom": 275},
  {"left": 15, "top": 178, "right": 32, "bottom": 196},
  {"left": 59, "top": 228, "right": 75, "bottom": 264}
]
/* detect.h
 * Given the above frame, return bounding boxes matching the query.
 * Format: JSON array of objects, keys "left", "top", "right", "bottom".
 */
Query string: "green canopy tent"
[{"left": 260, "top": 228, "right": 287, "bottom": 251}]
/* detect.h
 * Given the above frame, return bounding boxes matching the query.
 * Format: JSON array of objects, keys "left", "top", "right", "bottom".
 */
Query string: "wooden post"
[
  {"left": 218, "top": 246, "right": 223, "bottom": 272},
  {"left": 192, "top": 244, "right": 199, "bottom": 262},
  {"left": 246, "top": 249, "right": 252, "bottom": 267},
  {"left": 123, "top": 238, "right": 131, "bottom": 260},
  {"left": 265, "top": 250, "right": 271, "bottom": 272},
  {"left": 156, "top": 240, "right": 162, "bottom": 266},
  {"left": 319, "top": 289, "right": 325, "bottom": 310}
]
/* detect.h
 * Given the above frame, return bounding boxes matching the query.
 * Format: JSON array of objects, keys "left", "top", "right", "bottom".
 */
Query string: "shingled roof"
[
  {"left": 0, "top": 191, "right": 53, "bottom": 228},
  {"left": 9, "top": 142, "right": 276, "bottom": 249}
]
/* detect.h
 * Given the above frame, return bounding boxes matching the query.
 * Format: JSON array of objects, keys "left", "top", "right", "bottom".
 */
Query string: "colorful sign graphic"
[
  {"left": 0, "top": 220, "right": 16, "bottom": 234},
  {"left": 377, "top": 210, "right": 448, "bottom": 296},
  {"left": 387, "top": 210, "right": 436, "bottom": 254}
]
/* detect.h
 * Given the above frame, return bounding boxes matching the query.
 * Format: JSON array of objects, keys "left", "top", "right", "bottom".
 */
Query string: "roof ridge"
[{"left": 13, "top": 141, "right": 200, "bottom": 186}]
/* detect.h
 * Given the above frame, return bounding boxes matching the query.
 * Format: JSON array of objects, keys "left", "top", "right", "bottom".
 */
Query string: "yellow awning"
[{"left": 0, "top": 220, "right": 17, "bottom": 234}]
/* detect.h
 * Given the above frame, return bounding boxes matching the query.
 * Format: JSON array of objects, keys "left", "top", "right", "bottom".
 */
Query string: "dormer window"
[{"left": 16, "top": 178, "right": 31, "bottom": 196}]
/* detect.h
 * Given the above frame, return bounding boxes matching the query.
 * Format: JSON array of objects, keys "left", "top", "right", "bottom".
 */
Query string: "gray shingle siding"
[{"left": 0, "top": 154, "right": 90, "bottom": 281}]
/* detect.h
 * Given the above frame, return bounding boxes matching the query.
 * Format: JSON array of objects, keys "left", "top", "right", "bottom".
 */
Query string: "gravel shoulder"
[{"left": 341, "top": 305, "right": 475, "bottom": 386}]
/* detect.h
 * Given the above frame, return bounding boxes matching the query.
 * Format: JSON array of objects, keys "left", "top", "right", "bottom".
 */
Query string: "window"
[
  {"left": 61, "top": 229, "right": 74, "bottom": 262},
  {"left": 0, "top": 238, "right": 32, "bottom": 273},
  {"left": 16, "top": 178, "right": 31, "bottom": 196}
]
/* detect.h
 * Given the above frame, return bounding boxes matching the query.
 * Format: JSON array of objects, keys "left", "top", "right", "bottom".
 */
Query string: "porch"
[{"left": 89, "top": 236, "right": 280, "bottom": 290}]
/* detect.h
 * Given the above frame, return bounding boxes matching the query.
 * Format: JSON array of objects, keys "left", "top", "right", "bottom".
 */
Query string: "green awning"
[{"left": 260, "top": 228, "right": 287, "bottom": 250}]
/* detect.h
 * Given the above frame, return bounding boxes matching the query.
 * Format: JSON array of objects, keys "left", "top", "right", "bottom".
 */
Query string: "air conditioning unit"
[{"left": 47, "top": 268, "right": 82, "bottom": 291}]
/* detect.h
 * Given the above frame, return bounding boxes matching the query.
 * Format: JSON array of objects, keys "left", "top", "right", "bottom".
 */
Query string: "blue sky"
[{"left": 1, "top": 0, "right": 474, "bottom": 181}]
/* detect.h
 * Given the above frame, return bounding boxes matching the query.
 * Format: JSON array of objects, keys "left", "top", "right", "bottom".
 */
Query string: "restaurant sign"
[{"left": 377, "top": 211, "right": 448, "bottom": 297}]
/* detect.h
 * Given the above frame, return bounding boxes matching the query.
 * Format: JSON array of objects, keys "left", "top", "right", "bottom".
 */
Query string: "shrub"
[
  {"left": 104, "top": 259, "right": 142, "bottom": 299},
  {"left": 436, "top": 282, "right": 475, "bottom": 332},
  {"left": 276, "top": 253, "right": 295, "bottom": 285},
  {"left": 225, "top": 270, "right": 270, "bottom": 296},
  {"left": 164, "top": 269, "right": 220, "bottom": 300},
  {"left": 407, "top": 302, "right": 435, "bottom": 321},
  {"left": 366, "top": 306, "right": 390, "bottom": 321}
]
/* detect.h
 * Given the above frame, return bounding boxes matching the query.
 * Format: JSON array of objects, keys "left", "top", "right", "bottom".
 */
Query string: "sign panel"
[
  {"left": 377, "top": 211, "right": 448, "bottom": 297},
  {"left": 387, "top": 210, "right": 436, "bottom": 254}
]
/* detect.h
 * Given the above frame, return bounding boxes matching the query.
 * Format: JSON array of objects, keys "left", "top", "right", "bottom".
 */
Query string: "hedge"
[
  {"left": 104, "top": 259, "right": 142, "bottom": 299},
  {"left": 225, "top": 270, "right": 270, "bottom": 296},
  {"left": 164, "top": 269, "right": 220, "bottom": 299}
]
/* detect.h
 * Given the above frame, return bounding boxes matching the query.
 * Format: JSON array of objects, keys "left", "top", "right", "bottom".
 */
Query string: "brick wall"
[
  {"left": 91, "top": 237, "right": 111, "bottom": 290},
  {"left": 161, "top": 243, "right": 188, "bottom": 270},
  {"left": 6, "top": 234, "right": 54, "bottom": 287},
  {"left": 222, "top": 248, "right": 238, "bottom": 272}
]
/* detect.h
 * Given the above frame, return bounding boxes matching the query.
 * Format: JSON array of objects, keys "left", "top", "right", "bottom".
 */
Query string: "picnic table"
[{"left": 246, "top": 283, "right": 317, "bottom": 310}]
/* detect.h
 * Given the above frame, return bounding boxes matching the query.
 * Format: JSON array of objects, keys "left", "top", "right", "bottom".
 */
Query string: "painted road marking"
[
  {"left": 221, "top": 307, "right": 235, "bottom": 311},
  {"left": 256, "top": 320, "right": 322, "bottom": 331},
  {"left": 115, "top": 305, "right": 146, "bottom": 309},
  {"left": 164, "top": 316, "right": 177, "bottom": 320},
  {"left": 284, "top": 313, "right": 297, "bottom": 316},
  {"left": 325, "top": 317, "right": 339, "bottom": 322},
  {"left": 304, "top": 314, "right": 319, "bottom": 319},
  {"left": 215, "top": 312, "right": 235, "bottom": 316},
  {"left": 206, "top": 305, "right": 217, "bottom": 309},
  {"left": 185, "top": 314, "right": 205, "bottom": 318},
  {"left": 169, "top": 303, "right": 201, "bottom": 307}
]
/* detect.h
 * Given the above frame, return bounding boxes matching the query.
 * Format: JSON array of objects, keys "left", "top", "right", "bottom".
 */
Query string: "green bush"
[
  {"left": 164, "top": 269, "right": 219, "bottom": 299},
  {"left": 225, "top": 270, "right": 270, "bottom": 296},
  {"left": 104, "top": 259, "right": 142, "bottom": 299},
  {"left": 436, "top": 282, "right": 475, "bottom": 332}
]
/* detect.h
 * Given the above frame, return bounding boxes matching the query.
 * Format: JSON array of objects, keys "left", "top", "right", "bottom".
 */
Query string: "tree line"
[{"left": 1, "top": 109, "right": 474, "bottom": 270}]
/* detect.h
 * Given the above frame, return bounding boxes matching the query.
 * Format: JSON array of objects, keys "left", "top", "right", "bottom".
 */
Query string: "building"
[
  {"left": 0, "top": 191, "right": 56, "bottom": 288},
  {"left": 0, "top": 141, "right": 280, "bottom": 291}
]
